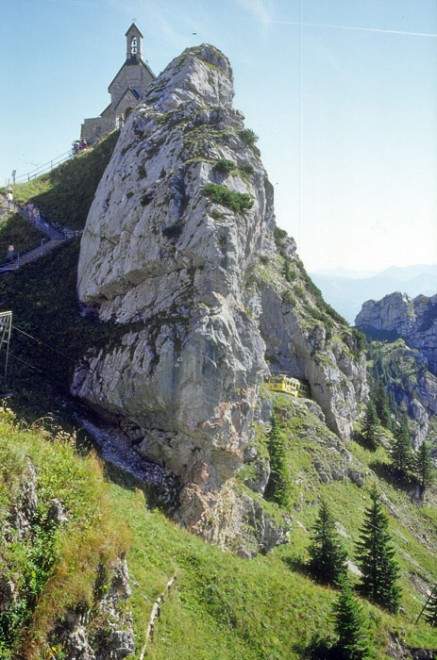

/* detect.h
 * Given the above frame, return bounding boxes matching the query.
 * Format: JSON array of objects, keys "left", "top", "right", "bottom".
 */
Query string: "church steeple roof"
[{"left": 125, "top": 23, "right": 143, "bottom": 38}]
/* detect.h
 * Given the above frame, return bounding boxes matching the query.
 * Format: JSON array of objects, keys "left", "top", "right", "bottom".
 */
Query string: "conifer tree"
[
  {"left": 332, "top": 578, "right": 370, "bottom": 659},
  {"left": 265, "top": 413, "right": 291, "bottom": 507},
  {"left": 424, "top": 585, "right": 437, "bottom": 627},
  {"left": 362, "top": 401, "right": 380, "bottom": 449},
  {"left": 307, "top": 500, "right": 348, "bottom": 585},
  {"left": 388, "top": 389, "right": 398, "bottom": 418},
  {"left": 355, "top": 485, "right": 401, "bottom": 613},
  {"left": 373, "top": 380, "right": 392, "bottom": 430},
  {"left": 413, "top": 441, "right": 434, "bottom": 500},
  {"left": 390, "top": 415, "right": 413, "bottom": 480}
]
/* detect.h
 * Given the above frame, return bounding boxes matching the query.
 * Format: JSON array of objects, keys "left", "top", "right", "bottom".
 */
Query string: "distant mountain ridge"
[{"left": 310, "top": 264, "right": 437, "bottom": 324}]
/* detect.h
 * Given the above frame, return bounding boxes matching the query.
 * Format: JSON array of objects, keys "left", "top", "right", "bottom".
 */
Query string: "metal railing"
[
  {"left": 11, "top": 151, "right": 72, "bottom": 184},
  {"left": 0, "top": 237, "right": 49, "bottom": 271},
  {"left": 0, "top": 192, "right": 84, "bottom": 273}
]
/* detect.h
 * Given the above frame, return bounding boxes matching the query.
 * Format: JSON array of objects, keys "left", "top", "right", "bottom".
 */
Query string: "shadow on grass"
[
  {"left": 369, "top": 459, "right": 415, "bottom": 494},
  {"left": 294, "top": 634, "right": 338, "bottom": 659},
  {"left": 281, "top": 554, "right": 309, "bottom": 575}
]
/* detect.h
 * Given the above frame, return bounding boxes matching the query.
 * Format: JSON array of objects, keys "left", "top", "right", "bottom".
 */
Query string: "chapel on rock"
[{"left": 80, "top": 24, "right": 155, "bottom": 145}]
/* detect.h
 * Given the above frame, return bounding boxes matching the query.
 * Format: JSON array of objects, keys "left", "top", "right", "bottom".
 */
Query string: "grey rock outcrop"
[
  {"left": 356, "top": 292, "right": 437, "bottom": 375},
  {"left": 0, "top": 460, "right": 135, "bottom": 658},
  {"left": 54, "top": 558, "right": 135, "bottom": 659},
  {"left": 356, "top": 292, "right": 437, "bottom": 446},
  {"left": 73, "top": 44, "right": 368, "bottom": 543},
  {"left": 5, "top": 462, "right": 38, "bottom": 541}
]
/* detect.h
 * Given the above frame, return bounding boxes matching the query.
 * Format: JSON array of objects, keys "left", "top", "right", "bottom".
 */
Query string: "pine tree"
[
  {"left": 307, "top": 500, "right": 348, "bottom": 585},
  {"left": 265, "top": 413, "right": 291, "bottom": 507},
  {"left": 424, "top": 585, "right": 437, "bottom": 627},
  {"left": 413, "top": 441, "right": 434, "bottom": 500},
  {"left": 355, "top": 485, "right": 401, "bottom": 613},
  {"left": 362, "top": 401, "right": 380, "bottom": 449},
  {"left": 373, "top": 380, "right": 392, "bottom": 430},
  {"left": 332, "top": 578, "right": 370, "bottom": 659},
  {"left": 388, "top": 389, "right": 398, "bottom": 418},
  {"left": 389, "top": 415, "right": 413, "bottom": 480}
]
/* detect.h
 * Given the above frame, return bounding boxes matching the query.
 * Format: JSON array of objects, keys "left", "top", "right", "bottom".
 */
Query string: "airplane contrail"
[{"left": 273, "top": 19, "right": 437, "bottom": 39}]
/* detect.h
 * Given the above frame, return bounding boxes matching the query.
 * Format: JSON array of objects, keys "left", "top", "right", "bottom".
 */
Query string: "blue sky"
[{"left": 1, "top": 0, "right": 436, "bottom": 273}]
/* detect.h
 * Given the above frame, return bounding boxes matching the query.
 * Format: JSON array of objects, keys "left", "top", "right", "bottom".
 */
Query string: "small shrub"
[
  {"left": 203, "top": 183, "right": 253, "bottom": 214},
  {"left": 239, "top": 163, "right": 254, "bottom": 176},
  {"left": 282, "top": 290, "right": 296, "bottom": 306},
  {"left": 214, "top": 159, "right": 235, "bottom": 174},
  {"left": 274, "top": 227, "right": 288, "bottom": 243},
  {"left": 351, "top": 329, "right": 367, "bottom": 357},
  {"left": 239, "top": 129, "right": 259, "bottom": 149}
]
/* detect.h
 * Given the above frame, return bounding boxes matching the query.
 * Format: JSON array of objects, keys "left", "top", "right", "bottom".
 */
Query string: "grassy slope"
[
  {"left": 0, "top": 133, "right": 435, "bottom": 658},
  {"left": 0, "top": 408, "right": 130, "bottom": 658},
  {"left": 3, "top": 132, "right": 119, "bottom": 231},
  {"left": 0, "top": 133, "right": 123, "bottom": 420},
  {"left": 107, "top": 390, "right": 437, "bottom": 658},
  {"left": 2, "top": 396, "right": 435, "bottom": 659}
]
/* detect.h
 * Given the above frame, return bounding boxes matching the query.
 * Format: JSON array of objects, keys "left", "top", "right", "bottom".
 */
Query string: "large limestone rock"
[
  {"left": 356, "top": 293, "right": 437, "bottom": 446},
  {"left": 73, "top": 44, "right": 367, "bottom": 543},
  {"left": 356, "top": 292, "right": 437, "bottom": 376}
]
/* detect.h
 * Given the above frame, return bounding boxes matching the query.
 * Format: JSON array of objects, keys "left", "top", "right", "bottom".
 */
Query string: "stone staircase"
[
  {"left": 0, "top": 202, "right": 81, "bottom": 273},
  {"left": 14, "top": 236, "right": 67, "bottom": 266}
]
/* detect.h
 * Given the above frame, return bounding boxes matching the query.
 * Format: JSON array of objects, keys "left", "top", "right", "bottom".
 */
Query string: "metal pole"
[
  {"left": 415, "top": 584, "right": 437, "bottom": 624},
  {"left": 0, "top": 311, "right": 12, "bottom": 385}
]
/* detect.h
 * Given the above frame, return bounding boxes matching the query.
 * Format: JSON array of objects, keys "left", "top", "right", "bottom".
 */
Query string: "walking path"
[{"left": 0, "top": 201, "right": 82, "bottom": 273}]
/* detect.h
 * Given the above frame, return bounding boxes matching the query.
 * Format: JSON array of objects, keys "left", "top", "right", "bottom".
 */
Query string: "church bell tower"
[
  {"left": 81, "top": 23, "right": 155, "bottom": 145},
  {"left": 126, "top": 23, "right": 143, "bottom": 63}
]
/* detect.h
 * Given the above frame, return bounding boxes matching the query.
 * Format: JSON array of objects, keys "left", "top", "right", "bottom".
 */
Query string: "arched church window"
[{"left": 131, "top": 36, "right": 138, "bottom": 55}]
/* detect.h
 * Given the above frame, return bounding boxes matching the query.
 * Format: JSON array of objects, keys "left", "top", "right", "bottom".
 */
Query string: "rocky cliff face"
[
  {"left": 356, "top": 292, "right": 437, "bottom": 376},
  {"left": 356, "top": 293, "right": 437, "bottom": 446},
  {"left": 73, "top": 44, "right": 367, "bottom": 545}
]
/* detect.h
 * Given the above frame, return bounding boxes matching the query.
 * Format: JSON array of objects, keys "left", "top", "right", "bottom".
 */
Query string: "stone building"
[{"left": 80, "top": 24, "right": 155, "bottom": 145}]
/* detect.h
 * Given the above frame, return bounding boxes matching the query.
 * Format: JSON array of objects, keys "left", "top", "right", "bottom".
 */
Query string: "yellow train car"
[{"left": 268, "top": 374, "right": 310, "bottom": 398}]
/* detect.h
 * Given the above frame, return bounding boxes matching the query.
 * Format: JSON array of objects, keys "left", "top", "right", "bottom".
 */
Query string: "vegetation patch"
[
  {"left": 11, "top": 132, "right": 119, "bottom": 231},
  {"left": 203, "top": 183, "right": 253, "bottom": 214},
  {"left": 0, "top": 407, "right": 130, "bottom": 657},
  {"left": 213, "top": 158, "right": 236, "bottom": 175},
  {"left": 239, "top": 128, "right": 260, "bottom": 156}
]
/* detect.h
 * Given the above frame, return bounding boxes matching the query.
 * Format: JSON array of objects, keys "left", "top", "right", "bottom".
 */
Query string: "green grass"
[
  {"left": 2, "top": 400, "right": 435, "bottom": 658},
  {"left": 11, "top": 131, "right": 119, "bottom": 230},
  {"left": 109, "top": 480, "right": 338, "bottom": 660},
  {"left": 0, "top": 407, "right": 130, "bottom": 657},
  {"left": 96, "top": 393, "right": 436, "bottom": 659},
  {"left": 107, "top": 473, "right": 437, "bottom": 659}
]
